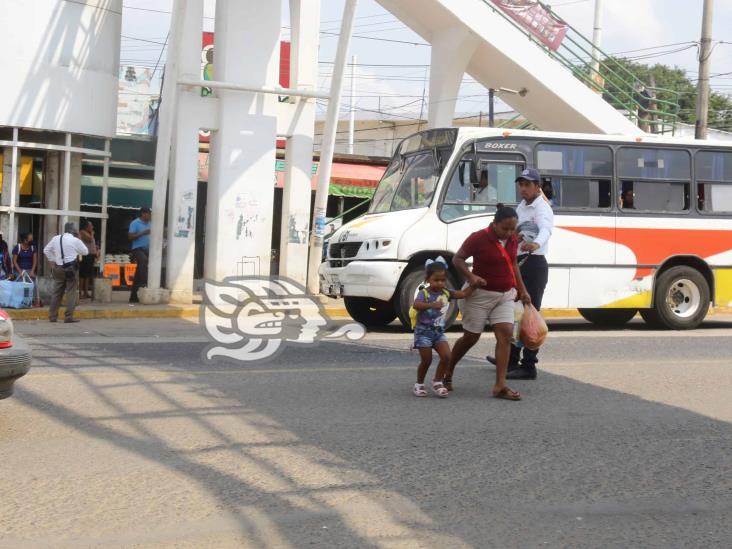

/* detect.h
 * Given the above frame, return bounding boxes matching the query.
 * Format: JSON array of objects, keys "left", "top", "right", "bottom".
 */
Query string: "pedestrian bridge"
[{"left": 375, "top": 0, "right": 679, "bottom": 135}]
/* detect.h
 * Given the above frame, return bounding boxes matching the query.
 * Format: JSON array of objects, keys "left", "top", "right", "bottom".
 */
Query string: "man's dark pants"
[
  {"left": 48, "top": 265, "right": 79, "bottom": 321},
  {"left": 511, "top": 254, "right": 549, "bottom": 369},
  {"left": 130, "top": 247, "right": 149, "bottom": 296}
]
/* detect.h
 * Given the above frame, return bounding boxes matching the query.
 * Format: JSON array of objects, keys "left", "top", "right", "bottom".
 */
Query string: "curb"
[
  {"left": 7, "top": 306, "right": 201, "bottom": 321},
  {"left": 7, "top": 305, "right": 732, "bottom": 322}
]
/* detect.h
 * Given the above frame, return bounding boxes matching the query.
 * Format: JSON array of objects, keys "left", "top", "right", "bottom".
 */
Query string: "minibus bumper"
[{"left": 318, "top": 260, "right": 408, "bottom": 302}]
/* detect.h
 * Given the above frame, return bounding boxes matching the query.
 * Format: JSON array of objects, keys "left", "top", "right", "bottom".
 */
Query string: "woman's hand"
[
  {"left": 519, "top": 291, "right": 532, "bottom": 306},
  {"left": 468, "top": 274, "right": 487, "bottom": 288},
  {"left": 520, "top": 242, "right": 539, "bottom": 253}
]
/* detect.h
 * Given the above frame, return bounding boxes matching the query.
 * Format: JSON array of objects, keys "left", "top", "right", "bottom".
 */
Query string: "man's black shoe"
[
  {"left": 486, "top": 355, "right": 520, "bottom": 370},
  {"left": 64, "top": 318, "right": 80, "bottom": 324},
  {"left": 129, "top": 295, "right": 140, "bottom": 303},
  {"left": 506, "top": 366, "right": 537, "bottom": 380}
]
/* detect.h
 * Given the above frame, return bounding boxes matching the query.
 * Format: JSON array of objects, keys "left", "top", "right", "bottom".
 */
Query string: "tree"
[{"left": 598, "top": 57, "right": 732, "bottom": 132}]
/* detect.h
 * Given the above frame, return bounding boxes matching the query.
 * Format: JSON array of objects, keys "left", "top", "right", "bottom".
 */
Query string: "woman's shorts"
[
  {"left": 79, "top": 255, "right": 96, "bottom": 278},
  {"left": 414, "top": 325, "right": 448, "bottom": 348},
  {"left": 460, "top": 288, "right": 516, "bottom": 333}
]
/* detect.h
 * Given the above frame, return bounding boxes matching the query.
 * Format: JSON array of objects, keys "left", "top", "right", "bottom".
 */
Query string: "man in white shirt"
[
  {"left": 486, "top": 168, "right": 554, "bottom": 380},
  {"left": 43, "top": 222, "right": 89, "bottom": 323}
]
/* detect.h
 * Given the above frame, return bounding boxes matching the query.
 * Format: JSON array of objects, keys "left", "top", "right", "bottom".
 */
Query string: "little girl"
[{"left": 412, "top": 257, "right": 475, "bottom": 398}]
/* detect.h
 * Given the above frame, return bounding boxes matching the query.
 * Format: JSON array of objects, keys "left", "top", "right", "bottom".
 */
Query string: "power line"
[
  {"left": 151, "top": 31, "right": 170, "bottom": 80},
  {"left": 320, "top": 30, "right": 429, "bottom": 47}
]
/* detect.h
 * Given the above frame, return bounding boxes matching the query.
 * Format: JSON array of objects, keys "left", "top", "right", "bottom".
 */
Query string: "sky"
[{"left": 120, "top": 0, "right": 732, "bottom": 122}]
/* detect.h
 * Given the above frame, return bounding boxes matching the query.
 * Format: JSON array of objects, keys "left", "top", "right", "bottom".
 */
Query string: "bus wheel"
[
  {"left": 643, "top": 266, "right": 710, "bottom": 330},
  {"left": 578, "top": 308, "right": 638, "bottom": 327},
  {"left": 343, "top": 297, "right": 397, "bottom": 328},
  {"left": 394, "top": 268, "right": 459, "bottom": 331}
]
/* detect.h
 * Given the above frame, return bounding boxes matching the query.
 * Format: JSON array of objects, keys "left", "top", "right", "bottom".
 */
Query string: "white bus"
[{"left": 319, "top": 128, "right": 732, "bottom": 330}]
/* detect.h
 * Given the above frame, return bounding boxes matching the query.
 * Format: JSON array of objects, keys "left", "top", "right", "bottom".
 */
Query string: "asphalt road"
[{"left": 1, "top": 316, "right": 732, "bottom": 548}]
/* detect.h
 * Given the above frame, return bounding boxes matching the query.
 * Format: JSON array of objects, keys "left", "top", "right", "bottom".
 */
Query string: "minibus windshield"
[{"left": 368, "top": 129, "right": 457, "bottom": 214}]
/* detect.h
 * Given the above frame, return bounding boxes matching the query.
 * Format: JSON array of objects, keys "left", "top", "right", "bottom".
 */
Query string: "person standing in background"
[
  {"left": 78, "top": 220, "right": 98, "bottom": 299},
  {"left": 12, "top": 232, "right": 37, "bottom": 279},
  {"left": 0, "top": 233, "right": 13, "bottom": 280},
  {"left": 44, "top": 222, "right": 89, "bottom": 323},
  {"left": 128, "top": 207, "right": 151, "bottom": 303}
]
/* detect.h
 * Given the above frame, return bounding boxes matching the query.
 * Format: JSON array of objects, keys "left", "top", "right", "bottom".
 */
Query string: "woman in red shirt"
[{"left": 446, "top": 205, "right": 531, "bottom": 401}]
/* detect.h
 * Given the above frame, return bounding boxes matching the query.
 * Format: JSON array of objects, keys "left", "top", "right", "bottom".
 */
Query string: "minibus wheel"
[
  {"left": 343, "top": 297, "right": 397, "bottom": 327},
  {"left": 578, "top": 308, "right": 638, "bottom": 327},
  {"left": 395, "top": 268, "right": 460, "bottom": 331},
  {"left": 642, "top": 266, "right": 710, "bottom": 330}
]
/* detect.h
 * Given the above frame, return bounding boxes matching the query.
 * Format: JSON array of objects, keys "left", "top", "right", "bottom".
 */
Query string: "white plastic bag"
[{"left": 511, "top": 301, "right": 524, "bottom": 348}]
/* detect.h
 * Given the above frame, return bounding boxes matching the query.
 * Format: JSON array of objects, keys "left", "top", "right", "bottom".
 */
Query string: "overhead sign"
[{"left": 492, "top": 0, "right": 568, "bottom": 51}]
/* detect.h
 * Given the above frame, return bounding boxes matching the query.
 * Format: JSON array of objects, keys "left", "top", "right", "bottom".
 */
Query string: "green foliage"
[{"left": 600, "top": 57, "right": 732, "bottom": 131}]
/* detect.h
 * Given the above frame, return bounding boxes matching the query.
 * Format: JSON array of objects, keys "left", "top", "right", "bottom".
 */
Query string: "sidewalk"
[{"left": 7, "top": 301, "right": 731, "bottom": 322}]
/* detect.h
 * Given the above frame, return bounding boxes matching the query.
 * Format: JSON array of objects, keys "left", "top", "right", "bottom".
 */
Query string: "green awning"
[
  {"left": 328, "top": 184, "right": 376, "bottom": 198},
  {"left": 81, "top": 175, "right": 153, "bottom": 209}
]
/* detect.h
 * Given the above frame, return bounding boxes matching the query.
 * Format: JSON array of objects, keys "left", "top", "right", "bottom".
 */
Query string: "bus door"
[{"left": 440, "top": 152, "right": 525, "bottom": 255}]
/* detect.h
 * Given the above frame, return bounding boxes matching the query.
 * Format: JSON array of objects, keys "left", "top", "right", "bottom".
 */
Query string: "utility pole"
[
  {"left": 306, "top": 0, "right": 358, "bottom": 295},
  {"left": 591, "top": 0, "right": 603, "bottom": 75},
  {"left": 488, "top": 88, "right": 495, "bottom": 127},
  {"left": 695, "top": 0, "right": 714, "bottom": 139},
  {"left": 348, "top": 55, "right": 356, "bottom": 154}
]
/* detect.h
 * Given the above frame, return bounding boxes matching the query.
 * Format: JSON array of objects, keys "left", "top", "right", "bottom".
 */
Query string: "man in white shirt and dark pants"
[
  {"left": 43, "top": 222, "right": 89, "bottom": 323},
  {"left": 487, "top": 168, "right": 553, "bottom": 380}
]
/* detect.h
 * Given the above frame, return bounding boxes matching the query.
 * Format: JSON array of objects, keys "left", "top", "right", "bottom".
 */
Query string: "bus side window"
[
  {"left": 618, "top": 148, "right": 691, "bottom": 213},
  {"left": 549, "top": 177, "right": 611, "bottom": 209},
  {"left": 696, "top": 150, "right": 732, "bottom": 213},
  {"left": 621, "top": 181, "right": 689, "bottom": 212}
]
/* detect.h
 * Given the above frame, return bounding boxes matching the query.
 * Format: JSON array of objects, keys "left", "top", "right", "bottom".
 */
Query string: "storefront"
[{"left": 80, "top": 135, "right": 387, "bottom": 282}]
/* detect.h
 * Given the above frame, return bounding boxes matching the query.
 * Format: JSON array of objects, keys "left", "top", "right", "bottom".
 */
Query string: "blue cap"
[{"left": 516, "top": 168, "right": 541, "bottom": 183}]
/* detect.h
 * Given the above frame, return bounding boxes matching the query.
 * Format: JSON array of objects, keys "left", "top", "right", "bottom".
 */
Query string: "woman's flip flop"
[{"left": 493, "top": 386, "right": 521, "bottom": 401}]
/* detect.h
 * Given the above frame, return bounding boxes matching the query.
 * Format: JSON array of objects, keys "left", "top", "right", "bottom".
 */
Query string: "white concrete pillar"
[
  {"left": 42, "top": 151, "right": 61, "bottom": 251},
  {"left": 166, "top": 96, "right": 201, "bottom": 303},
  {"left": 0, "top": 147, "right": 13, "bottom": 239},
  {"left": 165, "top": 0, "right": 204, "bottom": 303},
  {"left": 427, "top": 26, "right": 480, "bottom": 128},
  {"left": 67, "top": 147, "right": 83, "bottom": 230},
  {"left": 279, "top": 0, "right": 320, "bottom": 285},
  {"left": 205, "top": 0, "right": 281, "bottom": 282}
]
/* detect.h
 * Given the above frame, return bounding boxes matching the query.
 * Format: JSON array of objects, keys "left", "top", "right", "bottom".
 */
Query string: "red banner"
[{"left": 492, "top": 0, "right": 567, "bottom": 51}]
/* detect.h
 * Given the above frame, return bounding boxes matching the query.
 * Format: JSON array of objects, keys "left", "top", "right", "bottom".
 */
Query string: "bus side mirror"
[
  {"left": 470, "top": 146, "right": 480, "bottom": 184},
  {"left": 469, "top": 163, "right": 480, "bottom": 185}
]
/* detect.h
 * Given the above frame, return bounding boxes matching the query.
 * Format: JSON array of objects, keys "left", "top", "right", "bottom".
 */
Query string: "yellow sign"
[{"left": 0, "top": 155, "right": 33, "bottom": 195}]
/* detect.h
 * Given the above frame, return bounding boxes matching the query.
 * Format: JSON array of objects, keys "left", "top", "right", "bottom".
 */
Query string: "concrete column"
[
  {"left": 166, "top": 96, "right": 201, "bottom": 303},
  {"left": 204, "top": 0, "right": 281, "bottom": 282},
  {"left": 427, "top": 26, "right": 480, "bottom": 128},
  {"left": 43, "top": 151, "right": 61, "bottom": 236},
  {"left": 67, "top": 149, "right": 83, "bottom": 229},
  {"left": 165, "top": 0, "right": 204, "bottom": 303},
  {"left": 279, "top": 0, "right": 320, "bottom": 285},
  {"left": 0, "top": 148, "right": 12, "bottom": 239}
]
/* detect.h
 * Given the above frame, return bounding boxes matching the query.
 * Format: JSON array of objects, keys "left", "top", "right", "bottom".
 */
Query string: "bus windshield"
[
  {"left": 369, "top": 153, "right": 440, "bottom": 213},
  {"left": 368, "top": 129, "right": 457, "bottom": 214}
]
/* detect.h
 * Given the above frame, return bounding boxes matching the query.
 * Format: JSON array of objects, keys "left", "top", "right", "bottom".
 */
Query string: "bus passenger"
[{"left": 446, "top": 205, "right": 531, "bottom": 401}]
